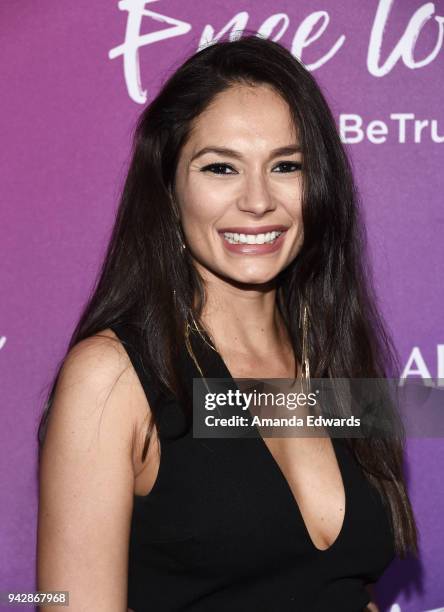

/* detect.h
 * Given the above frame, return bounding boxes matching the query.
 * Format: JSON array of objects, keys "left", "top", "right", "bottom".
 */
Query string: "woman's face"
[{"left": 174, "top": 83, "right": 304, "bottom": 287}]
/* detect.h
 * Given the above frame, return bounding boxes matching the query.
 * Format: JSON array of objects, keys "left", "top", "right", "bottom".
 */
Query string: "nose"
[{"left": 236, "top": 169, "right": 276, "bottom": 216}]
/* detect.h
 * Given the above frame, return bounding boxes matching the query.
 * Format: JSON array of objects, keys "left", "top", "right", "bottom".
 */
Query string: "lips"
[{"left": 219, "top": 227, "right": 288, "bottom": 255}]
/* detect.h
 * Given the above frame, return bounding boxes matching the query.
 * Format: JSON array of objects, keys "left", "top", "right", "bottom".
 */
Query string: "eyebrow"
[{"left": 189, "top": 144, "right": 302, "bottom": 163}]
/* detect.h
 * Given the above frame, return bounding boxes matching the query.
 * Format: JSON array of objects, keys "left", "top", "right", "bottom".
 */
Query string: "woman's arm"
[
  {"left": 364, "top": 583, "right": 379, "bottom": 612},
  {"left": 37, "top": 334, "right": 141, "bottom": 611}
]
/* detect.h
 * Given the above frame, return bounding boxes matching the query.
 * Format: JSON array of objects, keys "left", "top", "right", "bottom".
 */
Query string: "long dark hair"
[{"left": 37, "top": 34, "right": 418, "bottom": 558}]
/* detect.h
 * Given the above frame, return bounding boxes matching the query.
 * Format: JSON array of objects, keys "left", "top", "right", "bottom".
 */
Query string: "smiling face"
[{"left": 173, "top": 83, "right": 304, "bottom": 287}]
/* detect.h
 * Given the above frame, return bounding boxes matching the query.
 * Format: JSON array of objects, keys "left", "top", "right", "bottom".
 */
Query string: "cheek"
[
  {"left": 180, "top": 180, "right": 226, "bottom": 231},
  {"left": 179, "top": 204, "right": 214, "bottom": 252}
]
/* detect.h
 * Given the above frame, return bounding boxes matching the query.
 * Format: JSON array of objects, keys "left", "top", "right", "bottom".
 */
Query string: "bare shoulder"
[
  {"left": 48, "top": 327, "right": 152, "bottom": 451},
  {"left": 59, "top": 327, "right": 140, "bottom": 399},
  {"left": 94, "top": 328, "right": 156, "bottom": 464}
]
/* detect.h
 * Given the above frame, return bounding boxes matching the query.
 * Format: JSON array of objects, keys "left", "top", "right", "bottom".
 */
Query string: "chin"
[
  {"left": 197, "top": 257, "right": 282, "bottom": 287},
  {"left": 224, "top": 269, "right": 280, "bottom": 287}
]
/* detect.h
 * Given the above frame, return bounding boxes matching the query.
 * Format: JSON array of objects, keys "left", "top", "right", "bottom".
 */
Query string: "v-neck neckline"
[{"left": 185, "top": 326, "right": 350, "bottom": 555}]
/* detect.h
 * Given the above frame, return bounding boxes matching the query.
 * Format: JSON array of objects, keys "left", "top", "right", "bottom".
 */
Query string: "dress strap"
[{"left": 108, "top": 322, "right": 187, "bottom": 440}]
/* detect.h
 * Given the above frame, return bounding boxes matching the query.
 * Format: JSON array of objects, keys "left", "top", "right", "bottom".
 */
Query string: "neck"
[{"left": 195, "top": 272, "right": 291, "bottom": 360}]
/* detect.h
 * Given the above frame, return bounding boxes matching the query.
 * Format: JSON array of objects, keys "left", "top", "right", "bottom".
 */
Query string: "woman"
[{"left": 37, "top": 35, "right": 418, "bottom": 611}]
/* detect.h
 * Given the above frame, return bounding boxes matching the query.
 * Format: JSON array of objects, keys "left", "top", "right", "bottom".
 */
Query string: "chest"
[{"left": 130, "top": 431, "right": 395, "bottom": 583}]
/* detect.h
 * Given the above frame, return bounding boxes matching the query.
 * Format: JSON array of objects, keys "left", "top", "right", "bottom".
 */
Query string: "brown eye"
[
  {"left": 201, "top": 163, "right": 237, "bottom": 175},
  {"left": 273, "top": 162, "right": 302, "bottom": 173}
]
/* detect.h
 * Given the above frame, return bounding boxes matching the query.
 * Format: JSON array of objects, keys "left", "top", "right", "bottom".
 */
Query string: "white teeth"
[{"left": 222, "top": 230, "right": 283, "bottom": 245}]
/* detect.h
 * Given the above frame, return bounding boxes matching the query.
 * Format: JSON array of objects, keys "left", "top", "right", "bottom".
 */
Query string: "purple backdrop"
[{"left": 1, "top": 1, "right": 443, "bottom": 610}]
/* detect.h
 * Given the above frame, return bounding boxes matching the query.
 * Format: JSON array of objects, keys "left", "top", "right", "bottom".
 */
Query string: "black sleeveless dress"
[{"left": 110, "top": 322, "right": 396, "bottom": 612}]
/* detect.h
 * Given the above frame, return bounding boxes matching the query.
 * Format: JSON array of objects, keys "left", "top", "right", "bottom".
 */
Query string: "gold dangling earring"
[
  {"left": 169, "top": 190, "right": 186, "bottom": 253},
  {"left": 299, "top": 301, "right": 311, "bottom": 392},
  {"left": 186, "top": 309, "right": 217, "bottom": 354},
  {"left": 175, "top": 222, "right": 186, "bottom": 253},
  {"left": 172, "top": 298, "right": 207, "bottom": 385},
  {"left": 183, "top": 311, "right": 215, "bottom": 395}
]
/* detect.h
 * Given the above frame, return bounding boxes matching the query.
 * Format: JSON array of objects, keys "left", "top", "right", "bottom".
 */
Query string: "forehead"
[{"left": 186, "top": 83, "right": 298, "bottom": 151}]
